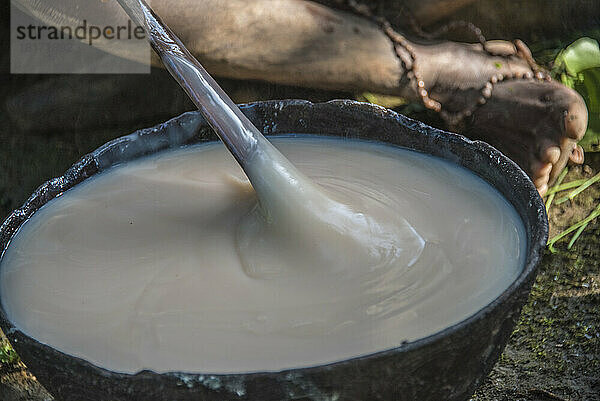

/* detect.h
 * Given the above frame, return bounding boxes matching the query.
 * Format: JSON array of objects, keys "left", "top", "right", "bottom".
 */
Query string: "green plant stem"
[
  {"left": 545, "top": 178, "right": 587, "bottom": 196},
  {"left": 548, "top": 203, "right": 600, "bottom": 252},
  {"left": 546, "top": 168, "right": 568, "bottom": 212},
  {"left": 567, "top": 223, "right": 588, "bottom": 249},
  {"left": 555, "top": 171, "right": 600, "bottom": 204}
]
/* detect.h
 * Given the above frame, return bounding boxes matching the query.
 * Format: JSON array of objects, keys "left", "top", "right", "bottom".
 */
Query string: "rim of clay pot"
[{"left": 0, "top": 99, "right": 548, "bottom": 380}]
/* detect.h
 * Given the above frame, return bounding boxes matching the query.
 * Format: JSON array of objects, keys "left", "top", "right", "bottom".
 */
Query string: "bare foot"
[
  {"left": 409, "top": 40, "right": 588, "bottom": 196},
  {"left": 463, "top": 79, "right": 587, "bottom": 196}
]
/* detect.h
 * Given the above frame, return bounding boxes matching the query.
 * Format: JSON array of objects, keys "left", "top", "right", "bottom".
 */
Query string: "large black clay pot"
[{"left": 0, "top": 100, "right": 548, "bottom": 401}]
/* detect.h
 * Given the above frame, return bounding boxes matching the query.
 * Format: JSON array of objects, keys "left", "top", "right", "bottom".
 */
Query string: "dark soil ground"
[
  {"left": 0, "top": 69, "right": 599, "bottom": 401},
  {"left": 472, "top": 156, "right": 600, "bottom": 401}
]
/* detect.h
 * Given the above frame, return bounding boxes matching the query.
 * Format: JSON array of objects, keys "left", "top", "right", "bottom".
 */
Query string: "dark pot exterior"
[{"left": 0, "top": 100, "right": 548, "bottom": 401}]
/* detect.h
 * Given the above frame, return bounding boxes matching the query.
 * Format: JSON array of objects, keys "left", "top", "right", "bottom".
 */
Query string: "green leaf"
[
  {"left": 356, "top": 92, "right": 408, "bottom": 109},
  {"left": 554, "top": 37, "right": 600, "bottom": 76},
  {"left": 574, "top": 68, "right": 600, "bottom": 152},
  {"left": 554, "top": 38, "right": 600, "bottom": 152},
  {"left": 0, "top": 340, "right": 19, "bottom": 364}
]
